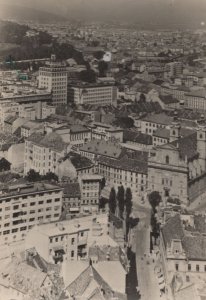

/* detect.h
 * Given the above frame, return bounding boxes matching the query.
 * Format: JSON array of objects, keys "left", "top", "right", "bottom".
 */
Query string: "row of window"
[
  {"left": 175, "top": 263, "right": 206, "bottom": 272},
  {"left": 49, "top": 231, "right": 85, "bottom": 244}
]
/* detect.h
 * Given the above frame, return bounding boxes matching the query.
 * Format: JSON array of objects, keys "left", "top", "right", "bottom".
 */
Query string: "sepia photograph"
[{"left": 0, "top": 0, "right": 206, "bottom": 299}]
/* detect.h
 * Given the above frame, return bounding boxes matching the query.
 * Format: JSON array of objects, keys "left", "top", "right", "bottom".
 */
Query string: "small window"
[
  {"left": 71, "top": 250, "right": 74, "bottom": 258},
  {"left": 196, "top": 265, "right": 199, "bottom": 272},
  {"left": 175, "top": 264, "right": 179, "bottom": 271},
  {"left": 166, "top": 155, "right": 170, "bottom": 164},
  {"left": 188, "top": 264, "right": 191, "bottom": 271}
]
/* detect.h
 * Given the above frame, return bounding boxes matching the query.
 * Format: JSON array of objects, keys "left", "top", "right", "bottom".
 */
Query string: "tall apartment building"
[
  {"left": 39, "top": 55, "right": 68, "bottom": 106},
  {"left": 24, "top": 132, "right": 68, "bottom": 176},
  {"left": 78, "top": 174, "right": 103, "bottom": 213},
  {"left": 68, "top": 82, "right": 117, "bottom": 106},
  {"left": 0, "top": 182, "right": 62, "bottom": 245}
]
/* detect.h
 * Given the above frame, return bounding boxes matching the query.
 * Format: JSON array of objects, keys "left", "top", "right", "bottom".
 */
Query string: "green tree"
[
  {"left": 149, "top": 191, "right": 161, "bottom": 211},
  {"left": 109, "top": 187, "right": 116, "bottom": 214},
  {"left": 117, "top": 185, "right": 125, "bottom": 218},
  {"left": 43, "top": 172, "right": 58, "bottom": 182},
  {"left": 98, "top": 60, "right": 108, "bottom": 77},
  {"left": 125, "top": 188, "right": 133, "bottom": 218},
  {"left": 93, "top": 51, "right": 105, "bottom": 60},
  {"left": 26, "top": 169, "right": 41, "bottom": 182}
]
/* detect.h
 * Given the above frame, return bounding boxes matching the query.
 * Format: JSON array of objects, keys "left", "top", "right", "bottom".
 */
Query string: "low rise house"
[{"left": 58, "top": 152, "right": 94, "bottom": 181}]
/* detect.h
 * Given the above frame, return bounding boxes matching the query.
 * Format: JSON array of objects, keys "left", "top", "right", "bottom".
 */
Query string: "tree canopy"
[
  {"left": 148, "top": 191, "right": 161, "bottom": 210},
  {"left": 125, "top": 188, "right": 133, "bottom": 218},
  {"left": 117, "top": 185, "right": 125, "bottom": 218},
  {"left": 109, "top": 187, "right": 116, "bottom": 214},
  {"left": 26, "top": 169, "right": 58, "bottom": 182}
]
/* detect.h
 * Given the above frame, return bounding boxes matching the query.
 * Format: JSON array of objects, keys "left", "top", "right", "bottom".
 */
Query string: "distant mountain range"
[
  {"left": 0, "top": 4, "right": 66, "bottom": 22},
  {"left": 0, "top": 0, "right": 206, "bottom": 29}
]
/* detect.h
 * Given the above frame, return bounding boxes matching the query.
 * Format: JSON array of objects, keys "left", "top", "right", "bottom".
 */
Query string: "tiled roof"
[
  {"left": 154, "top": 127, "right": 195, "bottom": 140},
  {"left": 194, "top": 215, "right": 206, "bottom": 234},
  {"left": 160, "top": 95, "right": 179, "bottom": 104},
  {"left": 141, "top": 113, "right": 173, "bottom": 125},
  {"left": 98, "top": 154, "right": 148, "bottom": 174},
  {"left": 89, "top": 245, "right": 120, "bottom": 262},
  {"left": 62, "top": 152, "right": 94, "bottom": 170},
  {"left": 170, "top": 132, "right": 198, "bottom": 161},
  {"left": 123, "top": 129, "right": 153, "bottom": 145},
  {"left": 28, "top": 132, "right": 67, "bottom": 152},
  {"left": 161, "top": 214, "right": 184, "bottom": 247},
  {"left": 70, "top": 124, "right": 90, "bottom": 133},
  {"left": 4, "top": 115, "right": 18, "bottom": 124},
  {"left": 62, "top": 182, "right": 81, "bottom": 198},
  {"left": 153, "top": 128, "right": 170, "bottom": 139},
  {"left": 2, "top": 257, "right": 47, "bottom": 294},
  {"left": 66, "top": 265, "right": 113, "bottom": 299},
  {"left": 80, "top": 140, "right": 122, "bottom": 159},
  {"left": 182, "top": 235, "right": 206, "bottom": 260}
]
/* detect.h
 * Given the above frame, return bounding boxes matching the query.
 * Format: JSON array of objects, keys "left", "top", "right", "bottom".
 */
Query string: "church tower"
[{"left": 169, "top": 122, "right": 181, "bottom": 143}]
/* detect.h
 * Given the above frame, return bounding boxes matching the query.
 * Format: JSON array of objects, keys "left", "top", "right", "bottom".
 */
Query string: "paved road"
[{"left": 131, "top": 204, "right": 162, "bottom": 300}]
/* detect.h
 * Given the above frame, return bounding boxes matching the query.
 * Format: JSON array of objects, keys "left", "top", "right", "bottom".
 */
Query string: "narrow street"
[{"left": 131, "top": 203, "right": 162, "bottom": 300}]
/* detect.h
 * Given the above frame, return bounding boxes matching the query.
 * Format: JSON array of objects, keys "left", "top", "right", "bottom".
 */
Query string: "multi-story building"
[
  {"left": 164, "top": 62, "right": 183, "bottom": 79},
  {"left": 0, "top": 182, "right": 62, "bottom": 245},
  {"left": 0, "top": 87, "right": 52, "bottom": 120},
  {"left": 24, "top": 132, "right": 68, "bottom": 175},
  {"left": 21, "top": 120, "right": 44, "bottom": 138},
  {"left": 139, "top": 113, "right": 174, "bottom": 135},
  {"left": 159, "top": 213, "right": 206, "bottom": 299},
  {"left": 98, "top": 152, "right": 148, "bottom": 200},
  {"left": 89, "top": 122, "right": 123, "bottom": 142},
  {"left": 26, "top": 213, "right": 109, "bottom": 264},
  {"left": 79, "top": 174, "right": 103, "bottom": 213},
  {"left": 38, "top": 55, "right": 68, "bottom": 106},
  {"left": 68, "top": 82, "right": 117, "bottom": 106},
  {"left": 148, "top": 124, "right": 206, "bottom": 205},
  {"left": 79, "top": 139, "right": 122, "bottom": 162},
  {"left": 45, "top": 124, "right": 91, "bottom": 147}
]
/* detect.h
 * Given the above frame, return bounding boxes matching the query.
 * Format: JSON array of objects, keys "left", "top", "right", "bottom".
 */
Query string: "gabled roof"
[
  {"left": 123, "top": 129, "right": 153, "bottom": 145},
  {"left": 98, "top": 154, "right": 148, "bottom": 174},
  {"left": 161, "top": 214, "right": 184, "bottom": 248},
  {"left": 1, "top": 257, "right": 47, "bottom": 294},
  {"left": 28, "top": 132, "right": 67, "bottom": 153},
  {"left": 182, "top": 235, "right": 206, "bottom": 260},
  {"left": 80, "top": 140, "right": 122, "bottom": 159},
  {"left": 62, "top": 182, "right": 81, "bottom": 198},
  {"left": 170, "top": 132, "right": 198, "bottom": 161},
  {"left": 66, "top": 265, "right": 113, "bottom": 299}
]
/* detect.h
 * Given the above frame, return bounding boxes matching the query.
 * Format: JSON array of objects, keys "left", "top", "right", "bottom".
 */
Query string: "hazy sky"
[{"left": 1, "top": 0, "right": 206, "bottom": 26}]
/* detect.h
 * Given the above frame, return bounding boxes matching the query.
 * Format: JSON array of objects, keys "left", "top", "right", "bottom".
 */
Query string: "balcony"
[{"left": 78, "top": 238, "right": 87, "bottom": 246}]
